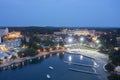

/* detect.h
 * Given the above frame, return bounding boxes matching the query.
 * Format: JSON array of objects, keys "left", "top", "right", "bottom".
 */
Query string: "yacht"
[{"left": 49, "top": 66, "right": 54, "bottom": 70}]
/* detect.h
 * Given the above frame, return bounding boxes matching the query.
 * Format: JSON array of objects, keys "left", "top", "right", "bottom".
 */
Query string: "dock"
[
  {"left": 68, "top": 68, "right": 99, "bottom": 75},
  {"left": 64, "top": 61, "right": 96, "bottom": 68}
]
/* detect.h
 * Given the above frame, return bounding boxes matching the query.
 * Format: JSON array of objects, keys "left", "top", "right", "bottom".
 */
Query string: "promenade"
[{"left": 0, "top": 50, "right": 62, "bottom": 68}]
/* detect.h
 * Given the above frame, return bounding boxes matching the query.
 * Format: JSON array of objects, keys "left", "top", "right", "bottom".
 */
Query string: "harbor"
[{"left": 0, "top": 50, "right": 63, "bottom": 70}]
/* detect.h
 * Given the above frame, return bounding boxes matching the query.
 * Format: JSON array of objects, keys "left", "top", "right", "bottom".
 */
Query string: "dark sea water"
[{"left": 0, "top": 52, "right": 100, "bottom": 80}]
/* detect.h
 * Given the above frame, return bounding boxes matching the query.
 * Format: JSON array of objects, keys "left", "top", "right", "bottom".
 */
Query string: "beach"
[{"left": 66, "top": 49, "right": 109, "bottom": 80}]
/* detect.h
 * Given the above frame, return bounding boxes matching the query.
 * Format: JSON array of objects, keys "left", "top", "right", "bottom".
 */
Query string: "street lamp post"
[
  {"left": 96, "top": 40, "right": 100, "bottom": 44},
  {"left": 68, "top": 37, "right": 73, "bottom": 48},
  {"left": 95, "top": 40, "right": 100, "bottom": 48},
  {"left": 80, "top": 37, "right": 84, "bottom": 45}
]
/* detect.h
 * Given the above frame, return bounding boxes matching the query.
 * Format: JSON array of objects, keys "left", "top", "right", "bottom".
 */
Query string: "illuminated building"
[
  {"left": 54, "top": 29, "right": 96, "bottom": 36},
  {"left": 92, "top": 36, "right": 98, "bottom": 42},
  {"left": 0, "top": 28, "right": 9, "bottom": 43},
  {"left": 0, "top": 44, "right": 8, "bottom": 52},
  {"left": 3, "top": 39, "right": 21, "bottom": 48},
  {"left": 2, "top": 31, "right": 22, "bottom": 48},
  {"left": 4, "top": 31, "right": 22, "bottom": 39},
  {"left": 117, "top": 37, "right": 120, "bottom": 47},
  {"left": 0, "top": 28, "right": 9, "bottom": 36},
  {"left": 0, "top": 51, "right": 12, "bottom": 62},
  {"left": 73, "top": 29, "right": 95, "bottom": 36}
]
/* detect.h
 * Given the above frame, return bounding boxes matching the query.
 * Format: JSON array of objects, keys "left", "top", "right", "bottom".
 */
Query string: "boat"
[
  {"left": 47, "top": 74, "right": 51, "bottom": 79},
  {"left": 49, "top": 66, "right": 54, "bottom": 70}
]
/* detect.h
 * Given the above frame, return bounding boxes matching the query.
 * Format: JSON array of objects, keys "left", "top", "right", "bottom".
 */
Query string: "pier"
[
  {"left": 64, "top": 61, "right": 96, "bottom": 68},
  {"left": 68, "top": 68, "right": 99, "bottom": 75}
]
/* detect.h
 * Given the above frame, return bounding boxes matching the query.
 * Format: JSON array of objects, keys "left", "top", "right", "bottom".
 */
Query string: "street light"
[
  {"left": 95, "top": 40, "right": 100, "bottom": 49},
  {"left": 96, "top": 40, "right": 100, "bottom": 44},
  {"left": 68, "top": 38, "right": 73, "bottom": 43},
  {"left": 80, "top": 37, "right": 84, "bottom": 42}
]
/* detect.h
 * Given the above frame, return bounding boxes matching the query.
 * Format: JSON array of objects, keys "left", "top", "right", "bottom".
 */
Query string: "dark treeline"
[
  {"left": 8, "top": 27, "right": 61, "bottom": 34},
  {"left": 1, "top": 26, "right": 120, "bottom": 35}
]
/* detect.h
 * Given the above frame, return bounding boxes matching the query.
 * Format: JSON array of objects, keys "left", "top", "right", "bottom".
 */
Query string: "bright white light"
[
  {"left": 93, "top": 61, "right": 98, "bottom": 68},
  {"left": 68, "top": 56, "right": 72, "bottom": 62},
  {"left": 68, "top": 38, "right": 72, "bottom": 43},
  {"left": 96, "top": 40, "right": 100, "bottom": 44},
  {"left": 80, "top": 55, "right": 83, "bottom": 60},
  {"left": 80, "top": 37, "right": 84, "bottom": 41}
]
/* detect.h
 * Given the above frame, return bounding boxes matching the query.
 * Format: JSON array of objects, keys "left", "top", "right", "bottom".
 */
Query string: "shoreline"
[
  {"left": 0, "top": 50, "right": 63, "bottom": 68},
  {"left": 66, "top": 49, "right": 109, "bottom": 80},
  {"left": 0, "top": 48, "right": 109, "bottom": 80}
]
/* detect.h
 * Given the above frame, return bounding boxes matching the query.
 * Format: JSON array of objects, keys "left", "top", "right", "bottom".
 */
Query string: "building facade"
[{"left": 0, "top": 28, "right": 9, "bottom": 36}]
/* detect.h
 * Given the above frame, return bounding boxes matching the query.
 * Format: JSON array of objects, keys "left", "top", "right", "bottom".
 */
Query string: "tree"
[
  {"left": 108, "top": 73, "right": 120, "bottom": 80},
  {"left": 18, "top": 48, "right": 37, "bottom": 57},
  {"left": 105, "top": 63, "right": 115, "bottom": 72}
]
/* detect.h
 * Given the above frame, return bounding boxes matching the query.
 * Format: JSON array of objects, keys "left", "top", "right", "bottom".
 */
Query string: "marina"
[
  {"left": 0, "top": 52, "right": 100, "bottom": 80},
  {"left": 68, "top": 68, "right": 99, "bottom": 75}
]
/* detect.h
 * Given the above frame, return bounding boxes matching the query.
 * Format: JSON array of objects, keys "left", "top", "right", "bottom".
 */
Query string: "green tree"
[
  {"left": 105, "top": 63, "right": 115, "bottom": 72},
  {"left": 108, "top": 73, "right": 120, "bottom": 80}
]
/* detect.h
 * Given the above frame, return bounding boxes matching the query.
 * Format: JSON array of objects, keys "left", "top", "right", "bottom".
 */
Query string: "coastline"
[
  {"left": 66, "top": 49, "right": 109, "bottom": 80},
  {"left": 0, "top": 50, "right": 63, "bottom": 68},
  {"left": 0, "top": 48, "right": 109, "bottom": 80}
]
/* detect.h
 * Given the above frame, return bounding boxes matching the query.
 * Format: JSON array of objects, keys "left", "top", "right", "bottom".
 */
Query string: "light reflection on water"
[
  {"left": 68, "top": 55, "right": 72, "bottom": 62},
  {"left": 80, "top": 55, "right": 83, "bottom": 60},
  {"left": 0, "top": 52, "right": 100, "bottom": 80}
]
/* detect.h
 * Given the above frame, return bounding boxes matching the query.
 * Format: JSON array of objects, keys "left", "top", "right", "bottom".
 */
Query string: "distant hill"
[
  {"left": 0, "top": 26, "right": 119, "bottom": 35},
  {"left": 8, "top": 27, "right": 61, "bottom": 34}
]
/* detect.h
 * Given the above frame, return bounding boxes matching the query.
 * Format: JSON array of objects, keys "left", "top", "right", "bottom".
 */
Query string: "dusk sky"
[{"left": 0, "top": 0, "right": 120, "bottom": 27}]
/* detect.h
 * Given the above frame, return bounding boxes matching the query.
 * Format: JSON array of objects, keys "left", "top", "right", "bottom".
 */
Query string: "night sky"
[{"left": 0, "top": 0, "right": 120, "bottom": 27}]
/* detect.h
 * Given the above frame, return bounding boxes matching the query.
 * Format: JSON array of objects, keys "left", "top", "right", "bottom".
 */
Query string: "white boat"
[
  {"left": 47, "top": 74, "right": 51, "bottom": 79},
  {"left": 49, "top": 66, "right": 54, "bottom": 70}
]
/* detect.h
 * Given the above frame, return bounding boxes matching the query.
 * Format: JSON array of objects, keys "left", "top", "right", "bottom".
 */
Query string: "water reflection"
[
  {"left": 56, "top": 53, "right": 59, "bottom": 56},
  {"left": 68, "top": 56, "right": 72, "bottom": 62},
  {"left": 50, "top": 53, "right": 52, "bottom": 57},
  {"left": 0, "top": 53, "right": 100, "bottom": 80},
  {"left": 59, "top": 53, "right": 64, "bottom": 60},
  {"left": 80, "top": 55, "right": 83, "bottom": 60}
]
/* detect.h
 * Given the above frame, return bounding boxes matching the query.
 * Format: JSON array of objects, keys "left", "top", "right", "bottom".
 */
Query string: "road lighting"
[
  {"left": 95, "top": 40, "right": 100, "bottom": 49},
  {"left": 80, "top": 37, "right": 84, "bottom": 42},
  {"left": 68, "top": 38, "right": 73, "bottom": 43},
  {"left": 96, "top": 40, "right": 100, "bottom": 44},
  {"left": 79, "top": 37, "right": 84, "bottom": 46}
]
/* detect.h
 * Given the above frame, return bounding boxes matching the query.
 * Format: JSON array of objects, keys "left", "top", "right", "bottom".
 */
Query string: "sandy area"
[{"left": 67, "top": 49, "right": 109, "bottom": 80}]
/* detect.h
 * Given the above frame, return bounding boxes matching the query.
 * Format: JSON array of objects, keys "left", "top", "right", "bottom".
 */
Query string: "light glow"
[
  {"left": 80, "top": 37, "right": 84, "bottom": 42},
  {"left": 80, "top": 55, "right": 83, "bottom": 60},
  {"left": 96, "top": 40, "right": 100, "bottom": 44},
  {"left": 68, "top": 55, "right": 72, "bottom": 62},
  {"left": 68, "top": 38, "right": 73, "bottom": 43}
]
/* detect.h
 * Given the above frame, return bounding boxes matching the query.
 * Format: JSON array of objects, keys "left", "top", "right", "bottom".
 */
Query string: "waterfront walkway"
[
  {"left": 66, "top": 49, "right": 109, "bottom": 80},
  {"left": 0, "top": 50, "right": 62, "bottom": 68}
]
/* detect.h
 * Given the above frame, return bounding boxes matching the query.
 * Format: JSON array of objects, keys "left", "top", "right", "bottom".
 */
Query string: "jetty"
[
  {"left": 64, "top": 61, "right": 96, "bottom": 68},
  {"left": 68, "top": 68, "right": 99, "bottom": 75}
]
